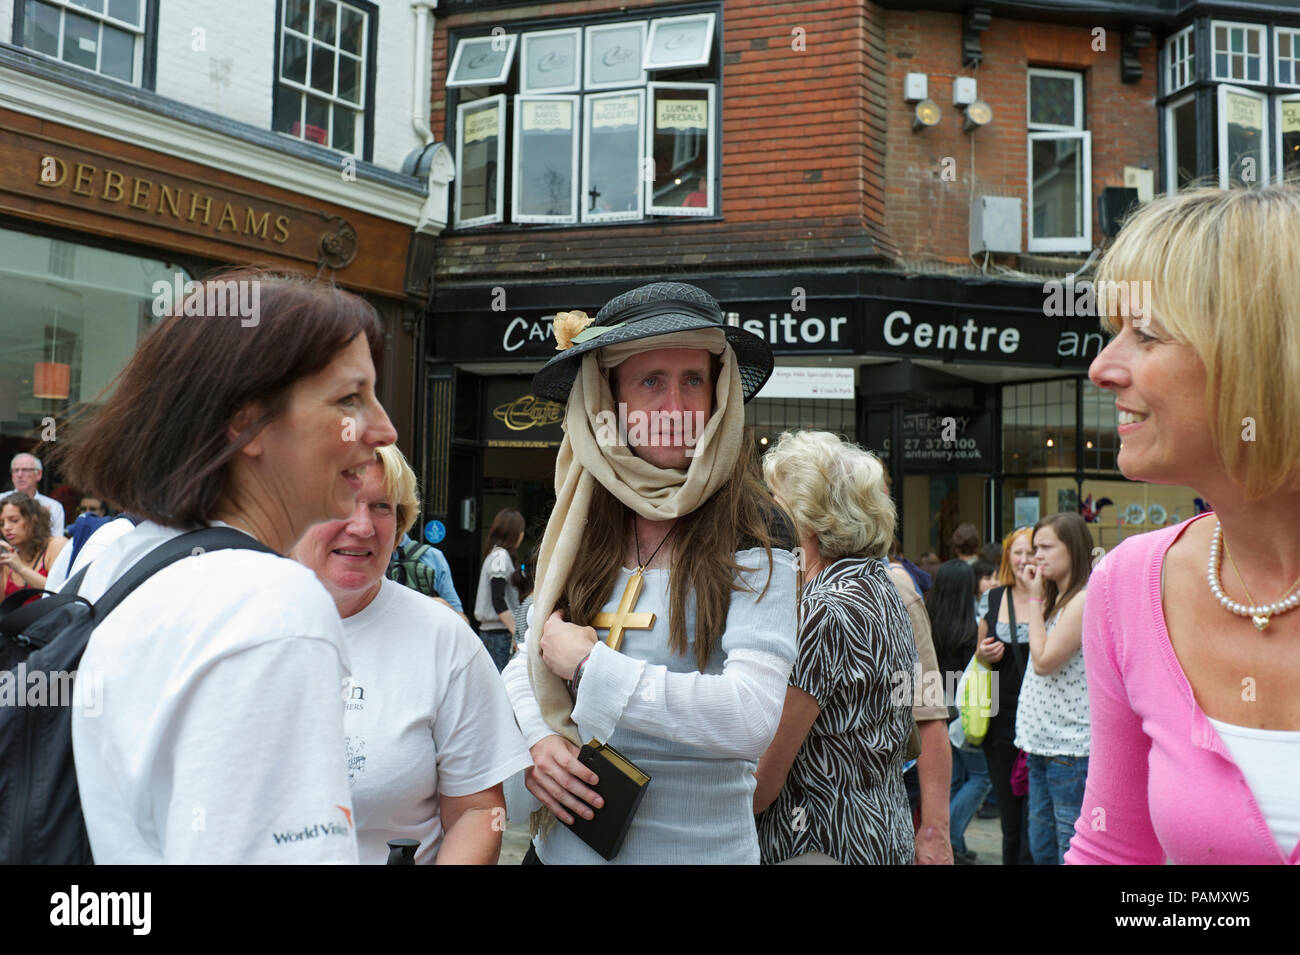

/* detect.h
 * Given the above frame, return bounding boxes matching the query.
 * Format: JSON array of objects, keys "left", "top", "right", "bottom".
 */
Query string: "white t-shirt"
[
  {"left": 46, "top": 517, "right": 135, "bottom": 588},
  {"left": 342, "top": 578, "right": 532, "bottom": 864},
  {"left": 67, "top": 521, "right": 359, "bottom": 864},
  {"left": 1207, "top": 717, "right": 1300, "bottom": 857}
]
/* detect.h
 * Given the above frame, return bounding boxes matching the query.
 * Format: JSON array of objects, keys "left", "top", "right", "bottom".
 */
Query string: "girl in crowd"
[
  {"left": 927, "top": 559, "right": 988, "bottom": 863},
  {"left": 756, "top": 430, "right": 917, "bottom": 864},
  {"left": 53, "top": 270, "right": 396, "bottom": 863},
  {"left": 474, "top": 508, "right": 525, "bottom": 671},
  {"left": 974, "top": 526, "right": 1034, "bottom": 864},
  {"left": 1014, "top": 512, "right": 1093, "bottom": 864},
  {"left": 293, "top": 445, "right": 531, "bottom": 863},
  {"left": 0, "top": 492, "right": 65, "bottom": 604},
  {"left": 1072, "top": 184, "right": 1300, "bottom": 864}
]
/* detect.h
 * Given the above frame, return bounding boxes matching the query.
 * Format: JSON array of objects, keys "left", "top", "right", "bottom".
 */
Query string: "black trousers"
[
  {"left": 521, "top": 842, "right": 544, "bottom": 865},
  {"left": 982, "top": 710, "right": 1032, "bottom": 865}
]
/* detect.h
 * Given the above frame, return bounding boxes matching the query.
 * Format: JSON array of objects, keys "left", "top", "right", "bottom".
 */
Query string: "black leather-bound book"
[{"left": 563, "top": 740, "right": 651, "bottom": 861}]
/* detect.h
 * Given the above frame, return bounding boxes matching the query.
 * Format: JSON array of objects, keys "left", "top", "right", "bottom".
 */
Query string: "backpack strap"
[{"left": 91, "top": 526, "right": 276, "bottom": 623}]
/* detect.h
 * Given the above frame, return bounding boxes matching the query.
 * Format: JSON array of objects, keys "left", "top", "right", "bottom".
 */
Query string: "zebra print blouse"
[{"left": 757, "top": 556, "right": 919, "bottom": 865}]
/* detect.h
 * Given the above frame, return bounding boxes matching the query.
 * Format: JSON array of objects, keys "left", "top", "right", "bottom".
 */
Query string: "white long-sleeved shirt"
[{"left": 502, "top": 545, "right": 797, "bottom": 864}]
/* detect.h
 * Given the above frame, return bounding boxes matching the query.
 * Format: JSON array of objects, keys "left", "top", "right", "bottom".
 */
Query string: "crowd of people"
[{"left": 3, "top": 184, "right": 1298, "bottom": 865}]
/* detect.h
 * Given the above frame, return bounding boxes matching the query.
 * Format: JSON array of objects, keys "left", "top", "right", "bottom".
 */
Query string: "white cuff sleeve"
[
  {"left": 570, "top": 640, "right": 646, "bottom": 744},
  {"left": 501, "top": 650, "right": 556, "bottom": 749}
]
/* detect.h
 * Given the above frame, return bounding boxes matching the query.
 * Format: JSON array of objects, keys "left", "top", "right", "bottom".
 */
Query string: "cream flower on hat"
[{"left": 552, "top": 310, "right": 593, "bottom": 350}]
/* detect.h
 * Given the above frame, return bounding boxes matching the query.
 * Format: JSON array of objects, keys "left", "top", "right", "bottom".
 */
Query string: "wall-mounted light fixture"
[
  {"left": 913, "top": 99, "right": 941, "bottom": 131},
  {"left": 963, "top": 100, "right": 993, "bottom": 132}
]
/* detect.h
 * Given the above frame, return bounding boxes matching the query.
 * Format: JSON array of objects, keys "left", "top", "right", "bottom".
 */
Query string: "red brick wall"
[
  {"left": 881, "top": 10, "right": 1159, "bottom": 263},
  {"left": 431, "top": 0, "right": 891, "bottom": 278}
]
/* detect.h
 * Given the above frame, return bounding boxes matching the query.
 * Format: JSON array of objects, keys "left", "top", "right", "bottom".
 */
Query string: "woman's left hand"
[
  {"left": 0, "top": 541, "right": 32, "bottom": 577},
  {"left": 539, "top": 610, "right": 599, "bottom": 679},
  {"left": 1019, "top": 562, "right": 1045, "bottom": 600}
]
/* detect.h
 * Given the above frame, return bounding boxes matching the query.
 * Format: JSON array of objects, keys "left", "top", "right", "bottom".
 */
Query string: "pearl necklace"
[{"left": 1207, "top": 521, "right": 1300, "bottom": 631}]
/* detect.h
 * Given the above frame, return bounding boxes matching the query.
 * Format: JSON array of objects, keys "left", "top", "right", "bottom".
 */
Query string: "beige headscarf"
[{"left": 526, "top": 328, "right": 744, "bottom": 744}]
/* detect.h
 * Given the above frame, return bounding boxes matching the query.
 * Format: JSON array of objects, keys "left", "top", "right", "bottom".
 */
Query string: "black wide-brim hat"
[{"left": 531, "top": 282, "right": 774, "bottom": 404}]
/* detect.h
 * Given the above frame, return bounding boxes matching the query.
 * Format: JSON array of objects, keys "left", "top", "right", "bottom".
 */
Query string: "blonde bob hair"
[
  {"left": 762, "top": 430, "right": 895, "bottom": 561},
  {"left": 1095, "top": 183, "right": 1300, "bottom": 498},
  {"left": 374, "top": 444, "right": 420, "bottom": 542}
]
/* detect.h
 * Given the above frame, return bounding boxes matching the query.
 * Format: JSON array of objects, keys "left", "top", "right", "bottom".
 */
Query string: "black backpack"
[
  {"left": 0, "top": 526, "right": 273, "bottom": 864},
  {"left": 388, "top": 539, "right": 439, "bottom": 600}
]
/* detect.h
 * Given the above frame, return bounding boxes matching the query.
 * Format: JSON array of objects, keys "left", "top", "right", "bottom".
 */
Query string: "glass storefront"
[
  {"left": 998, "top": 375, "right": 1201, "bottom": 555},
  {"left": 0, "top": 226, "right": 185, "bottom": 499}
]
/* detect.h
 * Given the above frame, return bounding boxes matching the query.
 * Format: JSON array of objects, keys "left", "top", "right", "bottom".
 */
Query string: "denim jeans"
[
  {"left": 479, "top": 630, "right": 513, "bottom": 672},
  {"left": 1026, "top": 753, "right": 1089, "bottom": 864},
  {"left": 949, "top": 744, "right": 992, "bottom": 855}
]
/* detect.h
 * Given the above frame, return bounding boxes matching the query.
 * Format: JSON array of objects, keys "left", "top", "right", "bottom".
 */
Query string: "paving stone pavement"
[{"left": 497, "top": 812, "right": 1006, "bottom": 865}]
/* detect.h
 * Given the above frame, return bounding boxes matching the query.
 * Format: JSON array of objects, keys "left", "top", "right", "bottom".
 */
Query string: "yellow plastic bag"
[{"left": 957, "top": 655, "right": 995, "bottom": 745}]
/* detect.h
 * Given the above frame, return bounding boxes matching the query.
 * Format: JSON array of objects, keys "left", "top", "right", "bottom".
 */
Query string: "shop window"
[
  {"left": 1277, "top": 28, "right": 1300, "bottom": 87},
  {"left": 582, "top": 89, "right": 645, "bottom": 222},
  {"left": 0, "top": 227, "right": 182, "bottom": 455},
  {"left": 512, "top": 95, "right": 579, "bottom": 223},
  {"left": 643, "top": 13, "right": 715, "bottom": 71},
  {"left": 1165, "top": 93, "right": 1198, "bottom": 192},
  {"left": 447, "top": 6, "right": 719, "bottom": 230},
  {"left": 748, "top": 396, "right": 856, "bottom": 450},
  {"left": 1164, "top": 25, "right": 1195, "bottom": 94},
  {"left": 1218, "top": 84, "right": 1269, "bottom": 187},
  {"left": 1212, "top": 21, "right": 1266, "bottom": 85},
  {"left": 1279, "top": 94, "right": 1300, "bottom": 178},
  {"left": 1027, "top": 69, "right": 1091, "bottom": 253},
  {"left": 455, "top": 95, "right": 505, "bottom": 227},
  {"left": 272, "top": 0, "right": 374, "bottom": 156},
  {"left": 1001, "top": 378, "right": 1077, "bottom": 474},
  {"left": 16, "top": 0, "right": 146, "bottom": 84},
  {"left": 1080, "top": 379, "right": 1119, "bottom": 473}
]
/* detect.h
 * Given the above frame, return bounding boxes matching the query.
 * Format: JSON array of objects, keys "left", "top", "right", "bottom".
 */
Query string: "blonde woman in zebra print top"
[{"left": 755, "top": 431, "right": 919, "bottom": 865}]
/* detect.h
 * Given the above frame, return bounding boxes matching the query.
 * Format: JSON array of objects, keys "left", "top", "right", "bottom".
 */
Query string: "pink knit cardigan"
[{"left": 1065, "top": 512, "right": 1299, "bottom": 865}]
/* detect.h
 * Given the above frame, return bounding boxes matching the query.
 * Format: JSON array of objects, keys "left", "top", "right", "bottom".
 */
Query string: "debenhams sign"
[{"left": 0, "top": 128, "right": 353, "bottom": 267}]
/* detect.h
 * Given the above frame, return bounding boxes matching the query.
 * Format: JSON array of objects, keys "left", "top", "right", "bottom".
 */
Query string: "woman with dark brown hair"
[
  {"left": 474, "top": 508, "right": 526, "bottom": 670},
  {"left": 500, "top": 282, "right": 797, "bottom": 864},
  {"left": 1014, "top": 511, "right": 1094, "bottom": 865},
  {"left": 51, "top": 269, "right": 396, "bottom": 864},
  {"left": 0, "top": 492, "right": 66, "bottom": 604}
]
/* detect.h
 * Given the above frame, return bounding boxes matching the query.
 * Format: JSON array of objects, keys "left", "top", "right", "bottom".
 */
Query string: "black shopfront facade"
[{"left": 421, "top": 270, "right": 1112, "bottom": 598}]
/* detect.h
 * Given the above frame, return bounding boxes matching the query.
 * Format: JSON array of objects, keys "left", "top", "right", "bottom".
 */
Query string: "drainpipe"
[{"left": 411, "top": 1, "right": 437, "bottom": 145}]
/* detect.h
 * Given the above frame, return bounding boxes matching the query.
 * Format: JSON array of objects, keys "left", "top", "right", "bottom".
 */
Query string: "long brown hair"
[
  {"left": 1033, "top": 512, "right": 1094, "bottom": 619},
  {"left": 484, "top": 508, "right": 524, "bottom": 560},
  {"left": 563, "top": 429, "right": 783, "bottom": 671},
  {"left": 47, "top": 269, "right": 383, "bottom": 528},
  {"left": 0, "top": 492, "right": 52, "bottom": 564}
]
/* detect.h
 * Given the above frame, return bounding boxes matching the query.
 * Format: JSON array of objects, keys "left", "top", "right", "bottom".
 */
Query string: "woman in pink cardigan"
[{"left": 1069, "top": 185, "right": 1300, "bottom": 865}]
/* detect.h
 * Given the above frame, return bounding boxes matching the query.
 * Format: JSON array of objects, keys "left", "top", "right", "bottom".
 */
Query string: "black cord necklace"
[{"left": 633, "top": 516, "right": 678, "bottom": 571}]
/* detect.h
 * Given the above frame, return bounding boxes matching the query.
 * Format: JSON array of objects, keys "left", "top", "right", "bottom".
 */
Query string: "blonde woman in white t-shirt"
[
  {"left": 294, "top": 445, "right": 532, "bottom": 864},
  {"left": 53, "top": 271, "right": 397, "bottom": 864}
]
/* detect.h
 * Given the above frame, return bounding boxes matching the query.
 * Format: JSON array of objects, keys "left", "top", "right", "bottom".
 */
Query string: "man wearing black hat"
[{"left": 500, "top": 282, "right": 799, "bottom": 864}]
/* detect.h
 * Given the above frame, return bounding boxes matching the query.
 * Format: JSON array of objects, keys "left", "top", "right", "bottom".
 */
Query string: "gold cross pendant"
[{"left": 592, "top": 567, "right": 657, "bottom": 652}]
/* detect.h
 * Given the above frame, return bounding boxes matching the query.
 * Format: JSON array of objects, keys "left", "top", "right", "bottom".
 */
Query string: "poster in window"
[
  {"left": 514, "top": 97, "right": 577, "bottom": 222},
  {"left": 1014, "top": 492, "right": 1040, "bottom": 529},
  {"left": 1221, "top": 87, "right": 1265, "bottom": 186},
  {"left": 464, "top": 104, "right": 500, "bottom": 144},
  {"left": 586, "top": 22, "right": 646, "bottom": 89},
  {"left": 584, "top": 92, "right": 643, "bottom": 221}
]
